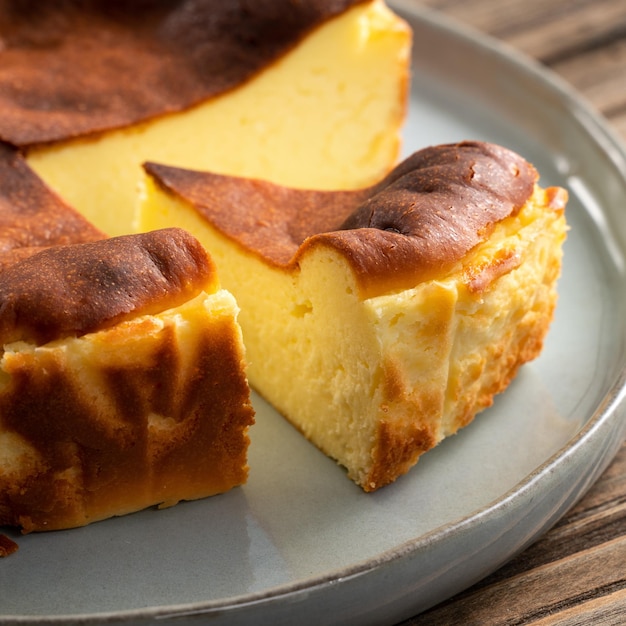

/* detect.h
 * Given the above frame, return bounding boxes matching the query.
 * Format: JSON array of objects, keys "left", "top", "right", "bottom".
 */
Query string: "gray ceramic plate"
[{"left": 1, "top": 3, "right": 625, "bottom": 625}]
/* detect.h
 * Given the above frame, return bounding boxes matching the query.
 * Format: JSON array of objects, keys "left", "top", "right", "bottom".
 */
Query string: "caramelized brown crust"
[
  {"left": 0, "top": 142, "right": 104, "bottom": 259},
  {"left": 145, "top": 141, "right": 539, "bottom": 298},
  {"left": 144, "top": 160, "right": 368, "bottom": 264},
  {"left": 0, "top": 227, "right": 218, "bottom": 345},
  {"left": 327, "top": 141, "right": 537, "bottom": 295},
  {"left": 0, "top": 0, "right": 366, "bottom": 147}
]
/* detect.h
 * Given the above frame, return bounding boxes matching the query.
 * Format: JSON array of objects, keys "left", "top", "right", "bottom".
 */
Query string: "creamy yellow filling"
[{"left": 25, "top": 0, "right": 410, "bottom": 237}]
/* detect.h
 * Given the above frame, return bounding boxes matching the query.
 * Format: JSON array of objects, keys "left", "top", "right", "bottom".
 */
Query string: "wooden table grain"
[{"left": 400, "top": 1, "right": 626, "bottom": 624}]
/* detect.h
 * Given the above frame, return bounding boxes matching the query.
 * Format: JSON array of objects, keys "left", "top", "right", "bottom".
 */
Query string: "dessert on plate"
[
  {"left": 0, "top": 145, "right": 254, "bottom": 533},
  {"left": 0, "top": 0, "right": 410, "bottom": 532},
  {"left": 0, "top": 0, "right": 411, "bottom": 531},
  {"left": 0, "top": 0, "right": 567, "bottom": 530},
  {"left": 140, "top": 141, "right": 568, "bottom": 491}
]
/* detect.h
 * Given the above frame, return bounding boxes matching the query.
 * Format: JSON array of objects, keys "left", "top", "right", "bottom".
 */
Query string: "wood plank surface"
[{"left": 400, "top": 1, "right": 626, "bottom": 624}]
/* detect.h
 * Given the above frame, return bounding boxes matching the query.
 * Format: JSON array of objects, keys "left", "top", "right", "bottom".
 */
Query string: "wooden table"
[{"left": 400, "top": 1, "right": 626, "bottom": 623}]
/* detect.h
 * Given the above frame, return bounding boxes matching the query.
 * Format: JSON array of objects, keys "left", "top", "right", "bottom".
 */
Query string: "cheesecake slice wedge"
[
  {"left": 0, "top": 231, "right": 254, "bottom": 532},
  {"left": 0, "top": 146, "right": 254, "bottom": 533},
  {"left": 139, "top": 141, "right": 567, "bottom": 491}
]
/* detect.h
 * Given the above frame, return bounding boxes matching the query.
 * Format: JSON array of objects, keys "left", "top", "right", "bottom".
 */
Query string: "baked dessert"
[
  {"left": 140, "top": 141, "right": 568, "bottom": 491},
  {"left": 0, "top": 144, "right": 254, "bottom": 533},
  {"left": 0, "top": 0, "right": 409, "bottom": 534},
  {"left": 0, "top": 0, "right": 565, "bottom": 522},
  {"left": 0, "top": 0, "right": 411, "bottom": 236}
]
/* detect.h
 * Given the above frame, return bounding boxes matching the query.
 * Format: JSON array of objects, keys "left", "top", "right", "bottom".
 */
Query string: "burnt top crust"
[
  {"left": 0, "top": 0, "right": 366, "bottom": 147},
  {"left": 145, "top": 141, "right": 539, "bottom": 298},
  {"left": 0, "top": 142, "right": 216, "bottom": 344},
  {"left": 0, "top": 141, "right": 104, "bottom": 262},
  {"left": 0, "top": 227, "right": 217, "bottom": 345}
]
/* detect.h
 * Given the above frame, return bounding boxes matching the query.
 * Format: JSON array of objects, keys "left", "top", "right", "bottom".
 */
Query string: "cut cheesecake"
[
  {"left": 140, "top": 141, "right": 568, "bottom": 491},
  {"left": 0, "top": 0, "right": 411, "bottom": 236},
  {"left": 0, "top": 144, "right": 254, "bottom": 533},
  {"left": 0, "top": 0, "right": 567, "bottom": 526},
  {"left": 0, "top": 0, "right": 410, "bottom": 533}
]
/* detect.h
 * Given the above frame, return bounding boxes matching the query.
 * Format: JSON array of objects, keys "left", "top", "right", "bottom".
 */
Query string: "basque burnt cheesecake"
[
  {"left": 0, "top": 0, "right": 567, "bottom": 529},
  {"left": 140, "top": 142, "right": 568, "bottom": 491},
  {"left": 0, "top": 144, "right": 254, "bottom": 533},
  {"left": 0, "top": 0, "right": 409, "bottom": 533},
  {"left": 1, "top": 0, "right": 411, "bottom": 236}
]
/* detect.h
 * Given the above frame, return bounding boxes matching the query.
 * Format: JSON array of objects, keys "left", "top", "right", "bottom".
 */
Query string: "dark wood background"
[{"left": 401, "top": 1, "right": 626, "bottom": 623}]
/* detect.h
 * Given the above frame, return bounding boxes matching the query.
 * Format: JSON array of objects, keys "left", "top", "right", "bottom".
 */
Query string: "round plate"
[{"left": 1, "top": 3, "right": 625, "bottom": 625}]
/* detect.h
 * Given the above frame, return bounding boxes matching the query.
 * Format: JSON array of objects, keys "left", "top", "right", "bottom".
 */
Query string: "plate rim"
[{"left": 3, "top": 3, "right": 626, "bottom": 624}]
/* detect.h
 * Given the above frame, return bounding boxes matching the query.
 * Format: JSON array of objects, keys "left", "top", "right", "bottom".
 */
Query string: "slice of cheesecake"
[
  {"left": 0, "top": 0, "right": 411, "bottom": 237},
  {"left": 0, "top": 0, "right": 410, "bottom": 534},
  {"left": 139, "top": 141, "right": 568, "bottom": 491},
  {"left": 0, "top": 146, "right": 254, "bottom": 533}
]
